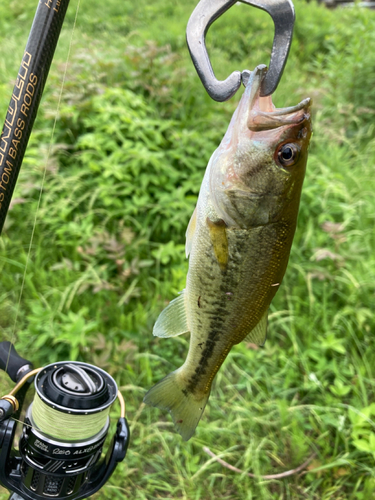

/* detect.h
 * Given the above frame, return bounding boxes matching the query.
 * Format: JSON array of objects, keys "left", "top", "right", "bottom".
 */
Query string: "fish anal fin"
[
  {"left": 153, "top": 291, "right": 189, "bottom": 338},
  {"left": 144, "top": 370, "right": 209, "bottom": 441},
  {"left": 243, "top": 309, "right": 268, "bottom": 346},
  {"left": 185, "top": 208, "right": 197, "bottom": 258},
  {"left": 207, "top": 217, "right": 228, "bottom": 271}
]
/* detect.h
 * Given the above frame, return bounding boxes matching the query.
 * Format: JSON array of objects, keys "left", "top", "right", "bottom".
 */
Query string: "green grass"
[{"left": 1, "top": 0, "right": 375, "bottom": 498}]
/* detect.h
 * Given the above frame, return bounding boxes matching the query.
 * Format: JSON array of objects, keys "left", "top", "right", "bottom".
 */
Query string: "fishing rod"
[{"left": 0, "top": 0, "right": 71, "bottom": 233}]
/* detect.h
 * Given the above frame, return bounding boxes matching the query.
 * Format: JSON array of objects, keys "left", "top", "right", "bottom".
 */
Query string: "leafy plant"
[{"left": 1, "top": 0, "right": 375, "bottom": 498}]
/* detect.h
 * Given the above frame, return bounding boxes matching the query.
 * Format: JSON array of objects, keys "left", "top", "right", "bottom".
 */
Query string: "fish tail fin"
[{"left": 143, "top": 370, "right": 209, "bottom": 441}]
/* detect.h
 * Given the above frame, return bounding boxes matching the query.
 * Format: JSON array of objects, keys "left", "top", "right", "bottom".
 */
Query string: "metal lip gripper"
[{"left": 186, "top": 0, "right": 295, "bottom": 101}]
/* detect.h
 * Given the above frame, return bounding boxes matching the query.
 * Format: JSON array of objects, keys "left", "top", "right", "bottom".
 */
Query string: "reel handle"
[{"left": 0, "top": 342, "right": 33, "bottom": 382}]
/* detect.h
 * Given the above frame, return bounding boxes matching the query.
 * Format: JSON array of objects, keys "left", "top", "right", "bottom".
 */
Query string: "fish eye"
[{"left": 276, "top": 143, "right": 300, "bottom": 167}]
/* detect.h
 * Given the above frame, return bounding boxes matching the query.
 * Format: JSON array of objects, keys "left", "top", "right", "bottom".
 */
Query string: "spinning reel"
[{"left": 0, "top": 341, "right": 130, "bottom": 500}]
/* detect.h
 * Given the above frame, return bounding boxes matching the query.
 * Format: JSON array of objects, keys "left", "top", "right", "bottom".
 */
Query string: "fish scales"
[
  {"left": 144, "top": 65, "right": 312, "bottom": 441},
  {"left": 185, "top": 223, "right": 293, "bottom": 393}
]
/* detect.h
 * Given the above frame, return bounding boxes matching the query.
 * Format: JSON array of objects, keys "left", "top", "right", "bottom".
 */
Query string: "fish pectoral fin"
[
  {"left": 243, "top": 309, "right": 268, "bottom": 346},
  {"left": 207, "top": 217, "right": 229, "bottom": 271},
  {"left": 185, "top": 207, "right": 197, "bottom": 258},
  {"left": 144, "top": 370, "right": 209, "bottom": 441},
  {"left": 153, "top": 290, "right": 190, "bottom": 338}
]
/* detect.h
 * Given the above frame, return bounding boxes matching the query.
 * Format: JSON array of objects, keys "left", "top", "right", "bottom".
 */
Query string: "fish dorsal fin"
[
  {"left": 185, "top": 207, "right": 197, "bottom": 258},
  {"left": 243, "top": 309, "right": 268, "bottom": 346},
  {"left": 153, "top": 290, "right": 189, "bottom": 338}
]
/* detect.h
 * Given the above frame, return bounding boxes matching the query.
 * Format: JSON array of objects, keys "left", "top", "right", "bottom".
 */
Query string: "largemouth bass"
[{"left": 144, "top": 65, "right": 312, "bottom": 441}]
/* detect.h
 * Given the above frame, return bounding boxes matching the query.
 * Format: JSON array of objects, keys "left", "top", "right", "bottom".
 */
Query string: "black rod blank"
[{"left": 0, "top": 0, "right": 71, "bottom": 234}]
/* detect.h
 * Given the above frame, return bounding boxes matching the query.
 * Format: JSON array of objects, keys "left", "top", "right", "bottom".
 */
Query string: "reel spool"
[{"left": 0, "top": 347, "right": 129, "bottom": 500}]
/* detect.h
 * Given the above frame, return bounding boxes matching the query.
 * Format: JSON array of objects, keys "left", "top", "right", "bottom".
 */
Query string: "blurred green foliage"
[{"left": 1, "top": 0, "right": 375, "bottom": 498}]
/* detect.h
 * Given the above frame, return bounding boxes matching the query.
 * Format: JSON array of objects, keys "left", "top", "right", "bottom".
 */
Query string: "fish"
[{"left": 144, "top": 64, "right": 312, "bottom": 441}]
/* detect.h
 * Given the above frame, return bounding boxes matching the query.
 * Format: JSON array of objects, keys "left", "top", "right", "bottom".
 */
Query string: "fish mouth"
[{"left": 242, "top": 65, "right": 311, "bottom": 132}]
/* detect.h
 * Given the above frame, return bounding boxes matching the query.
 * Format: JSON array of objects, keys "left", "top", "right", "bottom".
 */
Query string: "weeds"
[{"left": 0, "top": 0, "right": 375, "bottom": 498}]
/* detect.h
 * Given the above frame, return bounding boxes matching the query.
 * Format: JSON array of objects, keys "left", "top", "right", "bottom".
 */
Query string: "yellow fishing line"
[{"left": 32, "top": 394, "right": 110, "bottom": 441}]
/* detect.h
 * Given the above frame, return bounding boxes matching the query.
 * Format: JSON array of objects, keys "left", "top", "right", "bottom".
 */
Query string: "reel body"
[
  {"left": 0, "top": 350, "right": 129, "bottom": 500},
  {"left": 20, "top": 414, "right": 109, "bottom": 498}
]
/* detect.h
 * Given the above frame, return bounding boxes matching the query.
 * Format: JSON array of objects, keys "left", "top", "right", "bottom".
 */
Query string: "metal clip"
[{"left": 186, "top": 0, "right": 295, "bottom": 101}]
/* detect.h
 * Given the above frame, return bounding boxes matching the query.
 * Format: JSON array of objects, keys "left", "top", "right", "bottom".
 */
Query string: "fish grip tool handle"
[{"left": 0, "top": 0, "right": 71, "bottom": 234}]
